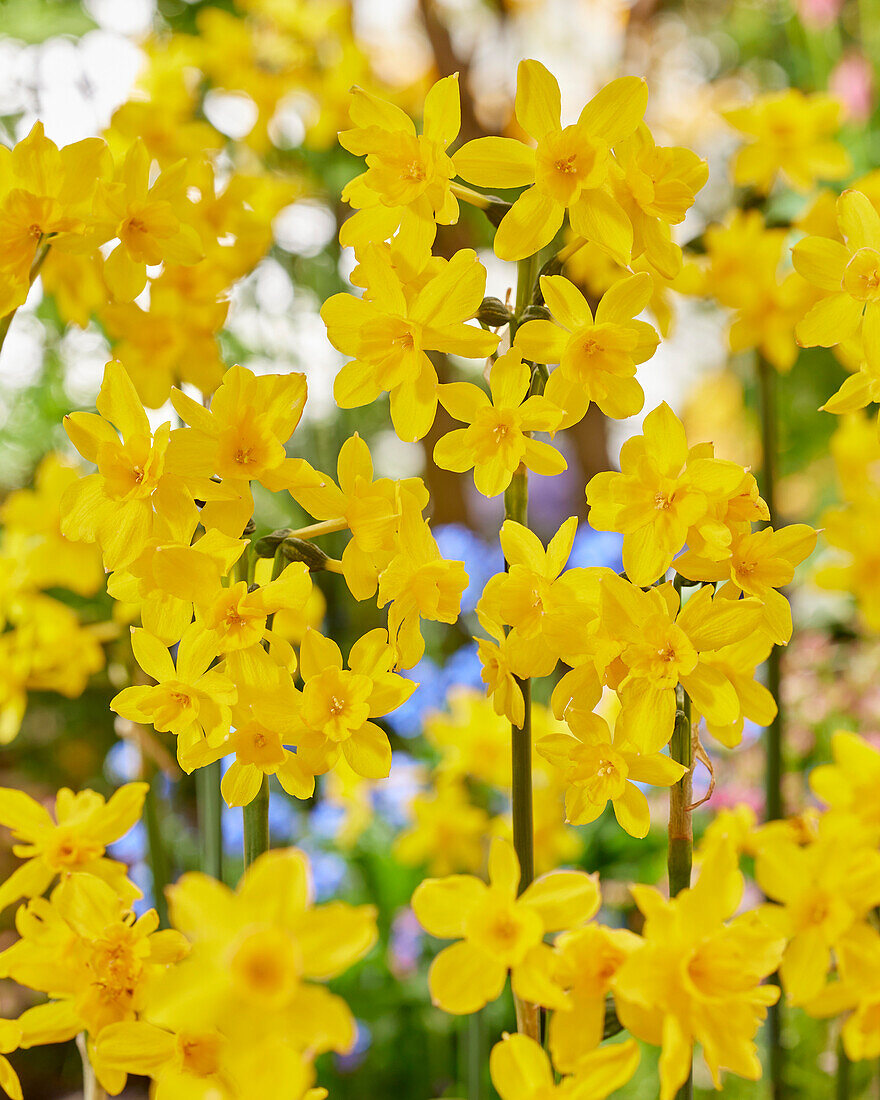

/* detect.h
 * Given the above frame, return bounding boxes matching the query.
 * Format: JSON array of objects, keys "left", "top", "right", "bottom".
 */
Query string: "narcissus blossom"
[
  {"left": 322, "top": 246, "right": 498, "bottom": 442},
  {"left": 0, "top": 783, "right": 147, "bottom": 912},
  {"left": 489, "top": 1032, "right": 640, "bottom": 1100},
  {"left": 515, "top": 273, "right": 658, "bottom": 426},
  {"left": 434, "top": 349, "right": 565, "bottom": 497},
  {"left": 412, "top": 837, "right": 599, "bottom": 1014},
  {"left": 724, "top": 89, "right": 851, "bottom": 193},
  {"left": 454, "top": 59, "right": 647, "bottom": 262},
  {"left": 612, "top": 843, "right": 785, "bottom": 1100}
]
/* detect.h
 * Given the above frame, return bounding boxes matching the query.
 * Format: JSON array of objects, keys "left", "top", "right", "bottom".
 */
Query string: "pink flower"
[
  {"left": 797, "top": 0, "right": 843, "bottom": 29},
  {"left": 830, "top": 51, "right": 875, "bottom": 122}
]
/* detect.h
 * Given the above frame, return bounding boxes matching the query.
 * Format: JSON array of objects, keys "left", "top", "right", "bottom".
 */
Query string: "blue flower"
[
  {"left": 568, "top": 526, "right": 624, "bottom": 573},
  {"left": 435, "top": 524, "right": 503, "bottom": 614}
]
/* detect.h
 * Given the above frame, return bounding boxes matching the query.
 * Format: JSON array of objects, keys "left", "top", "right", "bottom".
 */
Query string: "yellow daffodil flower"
[
  {"left": 291, "top": 627, "right": 415, "bottom": 779},
  {"left": 0, "top": 122, "right": 110, "bottom": 317},
  {"left": 489, "top": 1031, "right": 639, "bottom": 1100},
  {"left": 412, "top": 836, "right": 599, "bottom": 1015},
  {"left": 586, "top": 401, "right": 754, "bottom": 585},
  {"left": 755, "top": 823, "right": 880, "bottom": 1004},
  {"left": 454, "top": 59, "right": 647, "bottom": 262},
  {"left": 802, "top": 923, "right": 880, "bottom": 1062},
  {"left": 111, "top": 625, "right": 235, "bottom": 772},
  {"left": 612, "top": 842, "right": 784, "bottom": 1100},
  {"left": 340, "top": 76, "right": 461, "bottom": 254},
  {"left": 515, "top": 272, "right": 657, "bottom": 426},
  {"left": 394, "top": 776, "right": 492, "bottom": 876},
  {"left": 95, "top": 139, "right": 203, "bottom": 301},
  {"left": 61, "top": 361, "right": 171, "bottom": 572},
  {"left": 724, "top": 89, "right": 851, "bottom": 194},
  {"left": 167, "top": 364, "right": 308, "bottom": 537},
  {"left": 601, "top": 574, "right": 763, "bottom": 753},
  {"left": 810, "top": 730, "right": 880, "bottom": 842},
  {"left": 536, "top": 712, "right": 686, "bottom": 838},
  {"left": 434, "top": 349, "right": 565, "bottom": 497},
  {"left": 377, "top": 498, "right": 468, "bottom": 669},
  {"left": 322, "top": 246, "right": 498, "bottom": 442},
  {"left": 0, "top": 782, "right": 147, "bottom": 912},
  {"left": 0, "top": 874, "right": 188, "bottom": 1094},
  {"left": 611, "top": 122, "right": 708, "bottom": 278},
  {"left": 794, "top": 190, "right": 880, "bottom": 371},
  {"left": 160, "top": 848, "right": 377, "bottom": 1055},
  {"left": 546, "top": 923, "right": 642, "bottom": 1072},
  {"left": 286, "top": 433, "right": 422, "bottom": 600},
  {"left": 675, "top": 523, "right": 818, "bottom": 644}
]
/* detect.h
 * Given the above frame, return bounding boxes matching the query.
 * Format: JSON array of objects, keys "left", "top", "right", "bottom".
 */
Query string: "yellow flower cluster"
[
  {"left": 0, "top": 780, "right": 374, "bottom": 1097},
  {"left": 413, "top": 836, "right": 783, "bottom": 1100},
  {"left": 0, "top": 453, "right": 108, "bottom": 742},
  {"left": 60, "top": 359, "right": 458, "bottom": 797}
]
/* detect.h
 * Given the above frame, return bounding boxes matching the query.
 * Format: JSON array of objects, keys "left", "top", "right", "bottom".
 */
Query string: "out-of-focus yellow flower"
[
  {"left": 755, "top": 823, "right": 880, "bottom": 1003},
  {"left": 0, "top": 453, "right": 105, "bottom": 596},
  {"left": 322, "top": 246, "right": 498, "bottom": 442},
  {"left": 412, "top": 836, "right": 599, "bottom": 1014},
  {"left": 159, "top": 848, "right": 377, "bottom": 1055},
  {"left": 724, "top": 89, "right": 851, "bottom": 193},
  {"left": 612, "top": 842, "right": 784, "bottom": 1100},
  {"left": 702, "top": 209, "right": 817, "bottom": 373},
  {"left": 0, "top": 874, "right": 188, "bottom": 1094},
  {"left": 395, "top": 776, "right": 491, "bottom": 876},
  {"left": 515, "top": 273, "right": 657, "bottom": 426},
  {"left": 489, "top": 1031, "right": 639, "bottom": 1100},
  {"left": 794, "top": 190, "right": 880, "bottom": 374},
  {"left": 0, "top": 783, "right": 146, "bottom": 913},
  {"left": 810, "top": 730, "right": 880, "bottom": 842},
  {"left": 434, "top": 349, "right": 565, "bottom": 497},
  {"left": 454, "top": 60, "right": 647, "bottom": 262},
  {"left": 0, "top": 122, "right": 110, "bottom": 316},
  {"left": 547, "top": 923, "right": 641, "bottom": 1071},
  {"left": 802, "top": 923, "right": 880, "bottom": 1062}
]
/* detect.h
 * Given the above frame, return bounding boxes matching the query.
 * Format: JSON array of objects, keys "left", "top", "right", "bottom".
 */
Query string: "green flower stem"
[
  {"left": 757, "top": 355, "right": 783, "bottom": 821},
  {"left": 197, "top": 762, "right": 223, "bottom": 881},
  {"left": 668, "top": 687, "right": 693, "bottom": 1100},
  {"left": 77, "top": 1032, "right": 106, "bottom": 1100},
  {"left": 142, "top": 767, "right": 170, "bottom": 927},
  {"left": 669, "top": 576, "right": 694, "bottom": 1099},
  {"left": 241, "top": 547, "right": 285, "bottom": 867},
  {"left": 467, "top": 1011, "right": 484, "bottom": 1100},
  {"left": 836, "top": 1036, "right": 850, "bottom": 1100},
  {"left": 667, "top": 686, "right": 693, "bottom": 900},
  {"left": 243, "top": 776, "right": 270, "bottom": 868},
  {"left": 505, "top": 254, "right": 542, "bottom": 1042},
  {"left": 757, "top": 354, "right": 786, "bottom": 1100}
]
